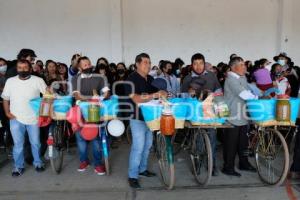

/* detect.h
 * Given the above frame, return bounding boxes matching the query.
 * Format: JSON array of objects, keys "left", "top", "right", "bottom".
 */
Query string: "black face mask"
[
  {"left": 82, "top": 68, "right": 93, "bottom": 74},
  {"left": 18, "top": 71, "right": 31, "bottom": 79},
  {"left": 167, "top": 69, "right": 173, "bottom": 75},
  {"left": 117, "top": 69, "right": 125, "bottom": 75}
]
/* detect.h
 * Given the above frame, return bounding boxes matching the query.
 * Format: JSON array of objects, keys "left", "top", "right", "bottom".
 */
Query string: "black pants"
[
  {"left": 0, "top": 102, "right": 13, "bottom": 147},
  {"left": 223, "top": 125, "right": 249, "bottom": 171}
]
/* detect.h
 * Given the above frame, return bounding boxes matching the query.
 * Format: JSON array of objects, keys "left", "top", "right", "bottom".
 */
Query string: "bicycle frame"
[{"left": 100, "top": 124, "right": 109, "bottom": 159}]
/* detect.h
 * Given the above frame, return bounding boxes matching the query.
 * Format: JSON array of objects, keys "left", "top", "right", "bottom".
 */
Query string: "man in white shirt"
[{"left": 2, "top": 59, "right": 47, "bottom": 177}]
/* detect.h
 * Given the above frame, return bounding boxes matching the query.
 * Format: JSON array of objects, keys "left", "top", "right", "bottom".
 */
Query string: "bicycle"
[
  {"left": 154, "top": 130, "right": 175, "bottom": 190},
  {"left": 43, "top": 94, "right": 74, "bottom": 174},
  {"left": 47, "top": 119, "right": 69, "bottom": 174},
  {"left": 100, "top": 122, "right": 110, "bottom": 175},
  {"left": 248, "top": 124, "right": 290, "bottom": 186},
  {"left": 174, "top": 122, "right": 216, "bottom": 186}
]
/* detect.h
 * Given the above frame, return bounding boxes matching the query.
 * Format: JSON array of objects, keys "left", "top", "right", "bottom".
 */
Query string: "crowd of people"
[{"left": 0, "top": 49, "right": 299, "bottom": 189}]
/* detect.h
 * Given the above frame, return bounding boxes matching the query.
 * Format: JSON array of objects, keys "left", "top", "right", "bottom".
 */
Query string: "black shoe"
[
  {"left": 35, "top": 166, "right": 45, "bottom": 172},
  {"left": 212, "top": 166, "right": 219, "bottom": 176},
  {"left": 222, "top": 169, "right": 241, "bottom": 177},
  {"left": 139, "top": 170, "right": 156, "bottom": 177},
  {"left": 239, "top": 164, "right": 257, "bottom": 172},
  {"left": 128, "top": 178, "right": 141, "bottom": 189},
  {"left": 12, "top": 168, "right": 25, "bottom": 177}
]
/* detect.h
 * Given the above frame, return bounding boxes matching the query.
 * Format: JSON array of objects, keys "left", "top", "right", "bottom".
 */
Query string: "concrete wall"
[
  {"left": 0, "top": 0, "right": 112, "bottom": 64},
  {"left": 0, "top": 0, "right": 299, "bottom": 66},
  {"left": 288, "top": 0, "right": 300, "bottom": 65}
]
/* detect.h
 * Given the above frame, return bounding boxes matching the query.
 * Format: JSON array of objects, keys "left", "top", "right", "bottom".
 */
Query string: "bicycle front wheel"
[
  {"left": 190, "top": 129, "right": 212, "bottom": 186},
  {"left": 156, "top": 133, "right": 175, "bottom": 190},
  {"left": 255, "top": 128, "right": 289, "bottom": 186},
  {"left": 49, "top": 121, "right": 65, "bottom": 174},
  {"left": 49, "top": 145, "right": 64, "bottom": 174}
]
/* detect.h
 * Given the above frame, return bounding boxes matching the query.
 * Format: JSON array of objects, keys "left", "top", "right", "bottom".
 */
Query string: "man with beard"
[
  {"left": 181, "top": 53, "right": 222, "bottom": 176},
  {"left": 2, "top": 59, "right": 47, "bottom": 177}
]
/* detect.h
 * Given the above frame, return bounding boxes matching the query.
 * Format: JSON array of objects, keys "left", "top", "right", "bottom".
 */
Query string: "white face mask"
[
  {"left": 149, "top": 69, "right": 157, "bottom": 77},
  {"left": 0, "top": 65, "right": 7, "bottom": 74},
  {"left": 277, "top": 59, "right": 286, "bottom": 66},
  {"left": 265, "top": 63, "right": 273, "bottom": 71}
]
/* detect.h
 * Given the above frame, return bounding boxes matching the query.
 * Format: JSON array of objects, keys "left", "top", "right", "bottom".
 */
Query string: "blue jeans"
[
  {"left": 128, "top": 120, "right": 153, "bottom": 179},
  {"left": 75, "top": 132, "right": 102, "bottom": 166},
  {"left": 10, "top": 119, "right": 42, "bottom": 169}
]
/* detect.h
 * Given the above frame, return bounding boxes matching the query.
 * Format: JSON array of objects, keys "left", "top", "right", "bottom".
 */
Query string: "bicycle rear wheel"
[
  {"left": 49, "top": 121, "right": 65, "bottom": 174},
  {"left": 255, "top": 128, "right": 289, "bottom": 186},
  {"left": 156, "top": 133, "right": 175, "bottom": 190},
  {"left": 190, "top": 129, "right": 212, "bottom": 186}
]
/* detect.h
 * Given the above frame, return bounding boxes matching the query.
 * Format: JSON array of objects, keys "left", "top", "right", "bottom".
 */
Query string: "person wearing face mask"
[
  {"left": 0, "top": 58, "right": 8, "bottom": 95},
  {"left": 5, "top": 49, "right": 37, "bottom": 79},
  {"left": 157, "top": 60, "right": 180, "bottom": 97},
  {"left": 149, "top": 65, "right": 161, "bottom": 78},
  {"left": 273, "top": 53, "right": 291, "bottom": 71},
  {"left": 115, "top": 63, "right": 128, "bottom": 81},
  {"left": 110, "top": 63, "right": 129, "bottom": 149},
  {"left": 71, "top": 56, "right": 109, "bottom": 175},
  {"left": 2, "top": 59, "right": 47, "bottom": 177},
  {"left": 173, "top": 58, "right": 185, "bottom": 78}
]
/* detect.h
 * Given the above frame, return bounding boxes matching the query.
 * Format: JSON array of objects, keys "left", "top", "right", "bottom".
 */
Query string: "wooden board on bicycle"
[{"left": 184, "top": 121, "right": 233, "bottom": 129}]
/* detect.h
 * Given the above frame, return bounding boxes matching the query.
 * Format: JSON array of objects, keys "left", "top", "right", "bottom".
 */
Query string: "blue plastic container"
[
  {"left": 29, "top": 96, "right": 73, "bottom": 117},
  {"left": 139, "top": 101, "right": 163, "bottom": 131},
  {"left": 29, "top": 97, "right": 42, "bottom": 116},
  {"left": 168, "top": 98, "right": 189, "bottom": 128},
  {"left": 290, "top": 98, "right": 300, "bottom": 124},
  {"left": 79, "top": 95, "right": 119, "bottom": 121},
  {"left": 168, "top": 98, "right": 188, "bottom": 120},
  {"left": 246, "top": 99, "right": 276, "bottom": 124},
  {"left": 139, "top": 101, "right": 163, "bottom": 122},
  {"left": 53, "top": 96, "right": 73, "bottom": 114},
  {"left": 101, "top": 95, "right": 119, "bottom": 120},
  {"left": 186, "top": 98, "right": 226, "bottom": 125}
]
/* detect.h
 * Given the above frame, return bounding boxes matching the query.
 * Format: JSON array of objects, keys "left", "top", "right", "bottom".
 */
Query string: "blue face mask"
[
  {"left": 176, "top": 69, "right": 180, "bottom": 75},
  {"left": 0, "top": 65, "right": 7, "bottom": 73},
  {"left": 277, "top": 59, "right": 286, "bottom": 66}
]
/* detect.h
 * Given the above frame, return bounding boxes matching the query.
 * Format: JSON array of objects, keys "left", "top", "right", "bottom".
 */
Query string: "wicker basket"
[{"left": 145, "top": 119, "right": 161, "bottom": 131}]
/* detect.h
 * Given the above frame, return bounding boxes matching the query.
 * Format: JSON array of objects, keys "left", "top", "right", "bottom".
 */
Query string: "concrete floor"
[{"left": 0, "top": 142, "right": 299, "bottom": 200}]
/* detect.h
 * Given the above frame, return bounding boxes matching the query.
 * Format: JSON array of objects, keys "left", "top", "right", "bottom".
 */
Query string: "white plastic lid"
[{"left": 162, "top": 108, "right": 172, "bottom": 115}]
